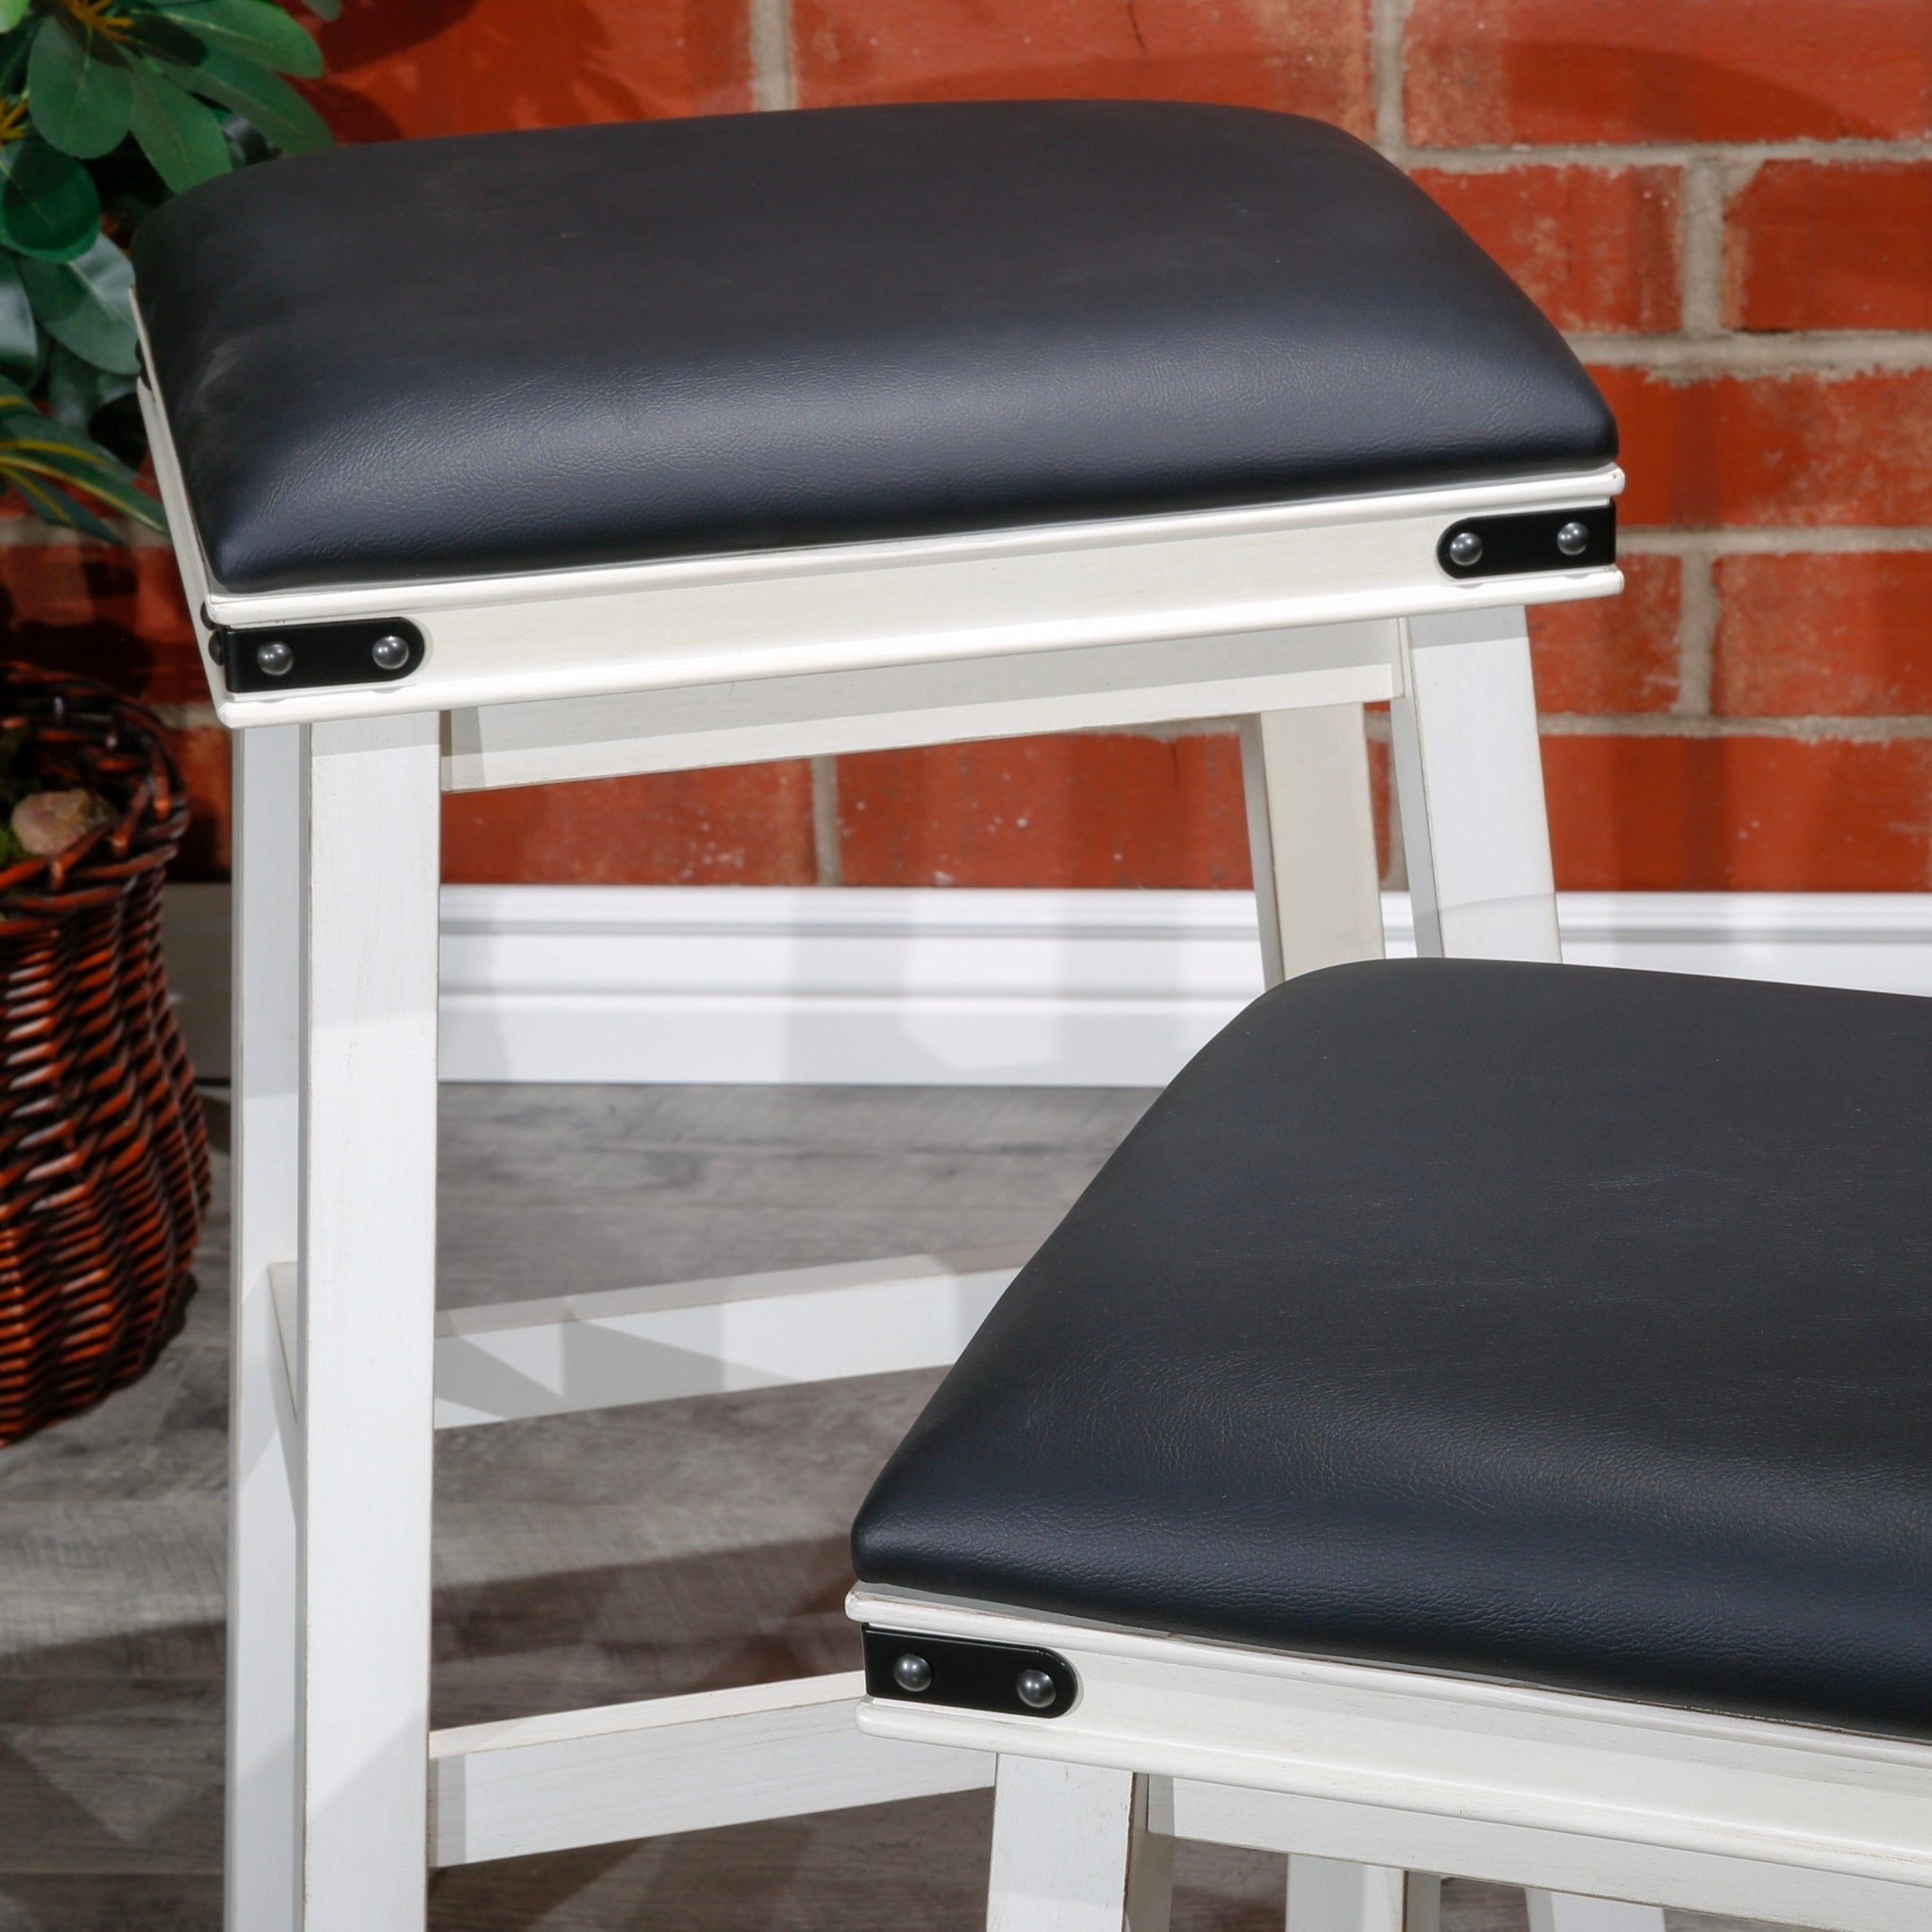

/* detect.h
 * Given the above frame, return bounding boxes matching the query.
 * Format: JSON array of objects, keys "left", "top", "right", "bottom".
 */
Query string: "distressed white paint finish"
[
  {"left": 428, "top": 1674, "right": 991, "bottom": 1866},
  {"left": 432, "top": 1250, "right": 1023, "bottom": 1427},
  {"left": 226, "top": 724, "right": 304, "bottom": 1932},
  {"left": 297, "top": 714, "right": 441, "bottom": 1930},
  {"left": 1240, "top": 701, "right": 1386, "bottom": 985},
  {"left": 1524, "top": 1893, "right": 1665, "bottom": 1932},
  {"left": 445, "top": 620, "right": 1398, "bottom": 792},
  {"left": 852, "top": 1587, "right": 1932, "bottom": 1932},
  {"left": 1392, "top": 607, "right": 1561, "bottom": 963},
  {"left": 989, "top": 1757, "right": 1174, "bottom": 1932}
]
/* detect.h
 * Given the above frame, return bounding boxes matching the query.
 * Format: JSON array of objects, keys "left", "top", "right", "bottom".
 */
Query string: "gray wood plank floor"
[{"left": 0, "top": 1083, "right": 1793, "bottom": 1931}]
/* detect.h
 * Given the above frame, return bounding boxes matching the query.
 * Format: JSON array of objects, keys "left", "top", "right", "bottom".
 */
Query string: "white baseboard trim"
[{"left": 163, "top": 885, "right": 1932, "bottom": 1089}]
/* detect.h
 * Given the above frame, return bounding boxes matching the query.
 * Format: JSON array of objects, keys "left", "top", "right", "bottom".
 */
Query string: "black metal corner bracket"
[
  {"left": 1437, "top": 504, "right": 1616, "bottom": 581},
  {"left": 211, "top": 616, "right": 426, "bottom": 695},
  {"left": 862, "top": 1625, "right": 1079, "bottom": 1720}
]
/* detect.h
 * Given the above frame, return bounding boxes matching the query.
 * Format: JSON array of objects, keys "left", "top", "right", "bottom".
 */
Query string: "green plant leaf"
[
  {"left": 27, "top": 11, "right": 134, "bottom": 159},
  {"left": 154, "top": 0, "right": 325, "bottom": 78},
  {"left": 167, "top": 43, "right": 329, "bottom": 152},
  {"left": 0, "top": 252, "right": 41, "bottom": 384},
  {"left": 118, "top": 11, "right": 210, "bottom": 66},
  {"left": 15, "top": 458, "right": 163, "bottom": 533},
  {"left": 18, "top": 231, "right": 138, "bottom": 374},
  {"left": 0, "top": 382, "right": 164, "bottom": 535},
  {"left": 45, "top": 337, "right": 133, "bottom": 431},
  {"left": 0, "top": 3, "right": 334, "bottom": 541},
  {"left": 0, "top": 134, "right": 102, "bottom": 261},
  {"left": 6, "top": 465, "right": 122, "bottom": 538},
  {"left": 126, "top": 58, "right": 232, "bottom": 192}
]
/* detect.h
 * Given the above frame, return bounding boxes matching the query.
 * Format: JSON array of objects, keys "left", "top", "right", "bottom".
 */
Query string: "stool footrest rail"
[
  {"left": 265, "top": 1247, "right": 1021, "bottom": 1431},
  {"left": 428, "top": 1673, "right": 991, "bottom": 1866}
]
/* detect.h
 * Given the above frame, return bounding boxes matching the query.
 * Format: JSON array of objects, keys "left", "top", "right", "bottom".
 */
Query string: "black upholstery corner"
[
  {"left": 134, "top": 101, "right": 1615, "bottom": 594},
  {"left": 854, "top": 959, "right": 1932, "bottom": 1740}
]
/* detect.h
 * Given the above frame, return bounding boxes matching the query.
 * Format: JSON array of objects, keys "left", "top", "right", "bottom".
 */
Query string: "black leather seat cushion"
[
  {"left": 855, "top": 960, "right": 1932, "bottom": 1739},
  {"left": 133, "top": 102, "right": 1615, "bottom": 594}
]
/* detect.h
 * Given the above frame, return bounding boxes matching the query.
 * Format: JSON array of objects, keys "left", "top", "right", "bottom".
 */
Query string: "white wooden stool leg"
[
  {"left": 1240, "top": 702, "right": 1385, "bottom": 986},
  {"left": 1287, "top": 1857, "right": 1440, "bottom": 1932},
  {"left": 1391, "top": 607, "right": 1560, "bottom": 962},
  {"left": 1403, "top": 1874, "right": 1442, "bottom": 1932},
  {"left": 228, "top": 724, "right": 304, "bottom": 1932},
  {"left": 1396, "top": 616, "right": 1636, "bottom": 1931},
  {"left": 988, "top": 1757, "right": 1174, "bottom": 1932},
  {"left": 1289, "top": 610, "right": 1556, "bottom": 1932},
  {"left": 296, "top": 713, "right": 442, "bottom": 1930},
  {"left": 1524, "top": 1892, "right": 1666, "bottom": 1932},
  {"left": 1246, "top": 698, "right": 1417, "bottom": 1932}
]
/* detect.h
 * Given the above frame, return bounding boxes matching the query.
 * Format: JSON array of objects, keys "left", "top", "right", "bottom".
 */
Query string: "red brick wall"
[{"left": 26, "top": 0, "right": 1932, "bottom": 891}]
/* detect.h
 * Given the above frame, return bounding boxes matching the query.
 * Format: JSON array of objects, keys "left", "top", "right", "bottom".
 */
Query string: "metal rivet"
[
  {"left": 1447, "top": 530, "right": 1483, "bottom": 567},
  {"left": 370, "top": 633, "right": 410, "bottom": 672},
  {"left": 255, "top": 639, "right": 293, "bottom": 677},
  {"left": 1015, "top": 1668, "right": 1058, "bottom": 1709},
  {"left": 891, "top": 1653, "right": 933, "bottom": 1693},
  {"left": 1556, "top": 519, "right": 1591, "bottom": 558}
]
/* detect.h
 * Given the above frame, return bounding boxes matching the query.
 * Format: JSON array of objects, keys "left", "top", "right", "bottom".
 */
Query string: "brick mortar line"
[
  {"left": 1403, "top": 141, "right": 1932, "bottom": 168},
  {"left": 1572, "top": 333, "right": 1932, "bottom": 371},
  {"left": 1674, "top": 552, "right": 1715, "bottom": 719},
  {"left": 1539, "top": 714, "right": 1932, "bottom": 741},
  {"left": 1621, "top": 528, "right": 1932, "bottom": 554},
  {"left": 1091, "top": 715, "right": 1932, "bottom": 744},
  {"left": 747, "top": 0, "right": 795, "bottom": 112},
  {"left": 1372, "top": 0, "right": 1414, "bottom": 157},
  {"left": 1678, "top": 158, "right": 1727, "bottom": 339},
  {"left": 809, "top": 754, "right": 842, "bottom": 884}
]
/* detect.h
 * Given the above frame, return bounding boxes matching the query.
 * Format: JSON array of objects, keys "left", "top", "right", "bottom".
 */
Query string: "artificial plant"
[{"left": 0, "top": 0, "right": 337, "bottom": 538}]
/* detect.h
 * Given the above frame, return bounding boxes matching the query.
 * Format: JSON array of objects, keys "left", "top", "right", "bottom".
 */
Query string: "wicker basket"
[{"left": 0, "top": 663, "right": 209, "bottom": 1447}]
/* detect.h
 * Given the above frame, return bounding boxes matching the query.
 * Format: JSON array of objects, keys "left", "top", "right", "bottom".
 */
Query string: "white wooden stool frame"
[
  {"left": 142, "top": 352, "right": 1626, "bottom": 1930},
  {"left": 851, "top": 1581, "right": 1932, "bottom": 1932}
]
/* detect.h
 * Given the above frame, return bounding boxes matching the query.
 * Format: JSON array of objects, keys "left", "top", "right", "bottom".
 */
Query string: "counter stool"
[
  {"left": 853, "top": 958, "right": 1932, "bottom": 1932},
  {"left": 132, "top": 101, "right": 1623, "bottom": 1930}
]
